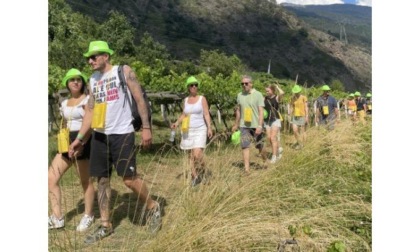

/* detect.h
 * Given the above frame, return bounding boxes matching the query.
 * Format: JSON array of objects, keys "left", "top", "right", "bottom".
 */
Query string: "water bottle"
[{"left": 169, "top": 129, "right": 176, "bottom": 142}]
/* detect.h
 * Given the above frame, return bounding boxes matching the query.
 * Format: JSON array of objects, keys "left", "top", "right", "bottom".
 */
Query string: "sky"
[{"left": 276, "top": 0, "right": 372, "bottom": 6}]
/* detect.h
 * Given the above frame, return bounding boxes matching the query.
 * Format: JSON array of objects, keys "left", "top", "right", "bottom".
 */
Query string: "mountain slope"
[
  {"left": 282, "top": 3, "right": 371, "bottom": 53},
  {"left": 65, "top": 0, "right": 371, "bottom": 91}
]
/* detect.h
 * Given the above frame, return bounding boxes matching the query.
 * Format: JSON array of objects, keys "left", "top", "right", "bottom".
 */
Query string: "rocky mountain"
[
  {"left": 282, "top": 3, "right": 371, "bottom": 53},
  {"left": 65, "top": 0, "right": 371, "bottom": 91}
]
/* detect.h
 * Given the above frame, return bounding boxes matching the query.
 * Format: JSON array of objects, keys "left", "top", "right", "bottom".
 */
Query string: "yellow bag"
[
  {"left": 278, "top": 112, "right": 283, "bottom": 122},
  {"left": 368, "top": 104, "right": 372, "bottom": 110},
  {"left": 91, "top": 102, "right": 107, "bottom": 129},
  {"left": 322, "top": 105, "right": 329, "bottom": 115},
  {"left": 244, "top": 107, "right": 252, "bottom": 123},
  {"left": 293, "top": 107, "right": 302, "bottom": 116},
  {"left": 57, "top": 118, "right": 70, "bottom": 154},
  {"left": 181, "top": 115, "right": 190, "bottom": 133}
]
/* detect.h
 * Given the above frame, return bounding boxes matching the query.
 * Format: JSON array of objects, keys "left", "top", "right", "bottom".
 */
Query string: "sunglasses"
[
  {"left": 241, "top": 82, "right": 249, "bottom": 86},
  {"left": 87, "top": 53, "right": 104, "bottom": 61},
  {"left": 189, "top": 84, "right": 198, "bottom": 88}
]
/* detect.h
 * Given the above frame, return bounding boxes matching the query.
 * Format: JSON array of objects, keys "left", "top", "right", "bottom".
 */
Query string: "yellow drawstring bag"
[
  {"left": 91, "top": 102, "right": 107, "bottom": 129},
  {"left": 181, "top": 114, "right": 190, "bottom": 133},
  {"left": 57, "top": 117, "right": 70, "bottom": 153}
]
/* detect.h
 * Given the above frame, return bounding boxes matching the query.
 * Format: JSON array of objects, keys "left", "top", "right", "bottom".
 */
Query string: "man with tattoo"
[{"left": 69, "top": 41, "right": 161, "bottom": 244}]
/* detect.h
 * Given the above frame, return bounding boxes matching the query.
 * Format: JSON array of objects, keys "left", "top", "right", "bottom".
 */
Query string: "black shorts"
[
  {"left": 89, "top": 131, "right": 137, "bottom": 178},
  {"left": 61, "top": 131, "right": 91, "bottom": 161}
]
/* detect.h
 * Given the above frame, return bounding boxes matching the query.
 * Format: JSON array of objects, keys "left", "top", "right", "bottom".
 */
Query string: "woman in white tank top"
[
  {"left": 48, "top": 69, "right": 95, "bottom": 231},
  {"left": 171, "top": 76, "right": 213, "bottom": 187}
]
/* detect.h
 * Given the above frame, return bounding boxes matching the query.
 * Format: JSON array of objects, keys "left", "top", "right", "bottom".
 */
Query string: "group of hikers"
[{"left": 48, "top": 40, "right": 372, "bottom": 245}]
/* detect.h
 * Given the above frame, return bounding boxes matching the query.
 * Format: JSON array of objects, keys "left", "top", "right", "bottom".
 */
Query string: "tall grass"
[{"left": 48, "top": 119, "right": 371, "bottom": 251}]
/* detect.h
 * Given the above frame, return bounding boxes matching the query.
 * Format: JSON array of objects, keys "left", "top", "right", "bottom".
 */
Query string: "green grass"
[{"left": 48, "top": 117, "right": 371, "bottom": 251}]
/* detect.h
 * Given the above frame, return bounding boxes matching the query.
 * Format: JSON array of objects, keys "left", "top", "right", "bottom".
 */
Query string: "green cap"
[
  {"left": 62, "top": 68, "right": 88, "bottom": 87},
  {"left": 185, "top": 76, "right": 200, "bottom": 88},
  {"left": 83, "top": 41, "right": 114, "bottom": 57},
  {"left": 354, "top": 91, "right": 361, "bottom": 96},
  {"left": 366, "top": 93, "right": 372, "bottom": 98},
  {"left": 348, "top": 93, "right": 354, "bottom": 98},
  {"left": 231, "top": 130, "right": 241, "bottom": 145},
  {"left": 263, "top": 109, "right": 268, "bottom": 119},
  {"left": 292, "top": 85, "right": 302, "bottom": 94},
  {"left": 321, "top": 85, "right": 331, "bottom": 91}
]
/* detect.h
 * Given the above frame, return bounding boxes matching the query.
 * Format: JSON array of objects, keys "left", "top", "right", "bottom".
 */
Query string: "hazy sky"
[{"left": 276, "top": 0, "right": 372, "bottom": 6}]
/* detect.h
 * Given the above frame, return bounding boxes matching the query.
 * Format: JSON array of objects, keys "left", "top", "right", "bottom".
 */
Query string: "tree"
[
  {"left": 99, "top": 10, "right": 137, "bottom": 57},
  {"left": 330, "top": 79, "right": 345, "bottom": 92},
  {"left": 137, "top": 32, "right": 170, "bottom": 67},
  {"left": 199, "top": 49, "right": 246, "bottom": 78}
]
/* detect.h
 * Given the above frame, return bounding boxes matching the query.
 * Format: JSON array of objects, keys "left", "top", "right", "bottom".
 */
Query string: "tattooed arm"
[{"left": 123, "top": 65, "right": 152, "bottom": 147}]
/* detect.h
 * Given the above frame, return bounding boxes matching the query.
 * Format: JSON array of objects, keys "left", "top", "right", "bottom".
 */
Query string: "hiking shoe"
[
  {"left": 191, "top": 175, "right": 202, "bottom": 187},
  {"left": 270, "top": 155, "right": 277, "bottom": 164},
  {"left": 84, "top": 225, "right": 113, "bottom": 244},
  {"left": 292, "top": 143, "right": 302, "bottom": 150},
  {"left": 76, "top": 214, "right": 94, "bottom": 232},
  {"left": 146, "top": 203, "right": 162, "bottom": 234},
  {"left": 48, "top": 215, "right": 64, "bottom": 229},
  {"left": 201, "top": 170, "right": 212, "bottom": 185}
]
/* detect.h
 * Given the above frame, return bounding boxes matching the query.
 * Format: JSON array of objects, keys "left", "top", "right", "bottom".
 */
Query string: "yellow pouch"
[
  {"left": 181, "top": 115, "right": 190, "bottom": 133},
  {"left": 368, "top": 104, "right": 372, "bottom": 110},
  {"left": 91, "top": 102, "right": 107, "bottom": 129},
  {"left": 322, "top": 105, "right": 329, "bottom": 115},
  {"left": 278, "top": 112, "right": 283, "bottom": 122},
  {"left": 244, "top": 107, "right": 252, "bottom": 123},
  {"left": 57, "top": 118, "right": 70, "bottom": 153}
]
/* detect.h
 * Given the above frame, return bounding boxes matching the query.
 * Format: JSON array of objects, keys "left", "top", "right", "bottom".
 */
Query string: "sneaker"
[
  {"left": 48, "top": 215, "right": 64, "bottom": 229},
  {"left": 201, "top": 170, "right": 212, "bottom": 185},
  {"left": 278, "top": 147, "right": 284, "bottom": 155},
  {"left": 77, "top": 214, "right": 94, "bottom": 232},
  {"left": 146, "top": 203, "right": 162, "bottom": 234},
  {"left": 84, "top": 225, "right": 113, "bottom": 244},
  {"left": 270, "top": 155, "right": 277, "bottom": 164},
  {"left": 292, "top": 143, "right": 302, "bottom": 150},
  {"left": 191, "top": 175, "right": 202, "bottom": 187}
]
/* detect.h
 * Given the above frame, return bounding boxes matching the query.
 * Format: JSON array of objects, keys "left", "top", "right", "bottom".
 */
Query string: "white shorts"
[
  {"left": 180, "top": 125, "right": 207, "bottom": 150},
  {"left": 265, "top": 119, "right": 281, "bottom": 129}
]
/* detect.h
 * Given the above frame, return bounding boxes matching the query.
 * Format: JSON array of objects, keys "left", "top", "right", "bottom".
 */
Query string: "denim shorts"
[
  {"left": 292, "top": 116, "right": 305, "bottom": 126},
  {"left": 264, "top": 119, "right": 281, "bottom": 129}
]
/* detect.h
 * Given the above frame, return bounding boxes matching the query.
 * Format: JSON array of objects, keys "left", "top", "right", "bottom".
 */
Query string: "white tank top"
[
  {"left": 183, "top": 96, "right": 205, "bottom": 128},
  {"left": 89, "top": 65, "right": 134, "bottom": 134},
  {"left": 60, "top": 96, "right": 89, "bottom": 132}
]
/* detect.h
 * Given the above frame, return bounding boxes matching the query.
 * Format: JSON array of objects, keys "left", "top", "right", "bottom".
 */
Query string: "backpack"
[{"left": 117, "top": 65, "right": 152, "bottom": 132}]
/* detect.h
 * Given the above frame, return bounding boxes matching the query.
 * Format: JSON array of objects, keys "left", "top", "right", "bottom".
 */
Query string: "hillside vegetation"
[
  {"left": 61, "top": 0, "right": 371, "bottom": 92},
  {"left": 283, "top": 3, "right": 371, "bottom": 53},
  {"left": 48, "top": 118, "right": 372, "bottom": 251}
]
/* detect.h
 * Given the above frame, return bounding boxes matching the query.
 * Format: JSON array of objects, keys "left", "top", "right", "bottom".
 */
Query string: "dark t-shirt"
[
  {"left": 316, "top": 95, "right": 337, "bottom": 120},
  {"left": 356, "top": 97, "right": 367, "bottom": 111},
  {"left": 264, "top": 96, "right": 280, "bottom": 122}
]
